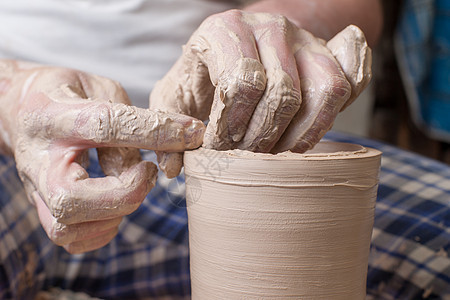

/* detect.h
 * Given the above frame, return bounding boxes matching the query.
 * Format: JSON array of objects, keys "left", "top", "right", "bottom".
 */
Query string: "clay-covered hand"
[
  {"left": 2, "top": 62, "right": 204, "bottom": 254},
  {"left": 150, "top": 10, "right": 371, "bottom": 177}
]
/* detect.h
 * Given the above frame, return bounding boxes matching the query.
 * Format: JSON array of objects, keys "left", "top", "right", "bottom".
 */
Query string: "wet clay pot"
[{"left": 184, "top": 141, "right": 381, "bottom": 300}]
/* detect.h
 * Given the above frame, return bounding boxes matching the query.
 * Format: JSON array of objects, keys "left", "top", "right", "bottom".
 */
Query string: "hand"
[
  {"left": 7, "top": 64, "right": 204, "bottom": 253},
  {"left": 150, "top": 9, "right": 371, "bottom": 177}
]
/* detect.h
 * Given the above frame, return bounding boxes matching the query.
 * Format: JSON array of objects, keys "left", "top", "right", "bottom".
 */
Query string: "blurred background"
[{"left": 332, "top": 0, "right": 450, "bottom": 165}]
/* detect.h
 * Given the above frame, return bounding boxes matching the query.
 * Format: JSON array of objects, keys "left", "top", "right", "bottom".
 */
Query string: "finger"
[
  {"left": 156, "top": 151, "right": 183, "bottom": 179},
  {"left": 45, "top": 156, "right": 158, "bottom": 225},
  {"left": 202, "top": 58, "right": 267, "bottom": 150},
  {"left": 272, "top": 29, "right": 351, "bottom": 153},
  {"left": 194, "top": 10, "right": 267, "bottom": 150},
  {"left": 35, "top": 73, "right": 205, "bottom": 152},
  {"left": 35, "top": 191, "right": 123, "bottom": 245},
  {"left": 236, "top": 14, "right": 302, "bottom": 152},
  {"left": 45, "top": 99, "right": 205, "bottom": 152},
  {"left": 326, "top": 25, "right": 372, "bottom": 111},
  {"left": 97, "top": 147, "right": 142, "bottom": 177},
  {"left": 63, "top": 227, "right": 119, "bottom": 254}
]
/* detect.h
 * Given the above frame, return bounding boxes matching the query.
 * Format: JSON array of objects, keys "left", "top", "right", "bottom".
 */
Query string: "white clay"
[
  {"left": 327, "top": 25, "right": 372, "bottom": 111},
  {"left": 184, "top": 141, "right": 381, "bottom": 300}
]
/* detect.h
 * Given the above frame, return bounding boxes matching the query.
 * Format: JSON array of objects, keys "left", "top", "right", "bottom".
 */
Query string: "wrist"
[
  {"left": 242, "top": 0, "right": 382, "bottom": 46},
  {"left": 0, "top": 59, "right": 40, "bottom": 155}
]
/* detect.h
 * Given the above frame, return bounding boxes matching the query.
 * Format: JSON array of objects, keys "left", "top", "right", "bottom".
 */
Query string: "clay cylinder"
[{"left": 184, "top": 142, "right": 381, "bottom": 300}]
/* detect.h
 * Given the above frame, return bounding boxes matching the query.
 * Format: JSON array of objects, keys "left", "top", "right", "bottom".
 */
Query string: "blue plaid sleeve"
[{"left": 1, "top": 132, "right": 449, "bottom": 299}]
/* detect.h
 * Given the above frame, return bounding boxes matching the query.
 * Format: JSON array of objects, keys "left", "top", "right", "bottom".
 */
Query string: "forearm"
[{"left": 242, "top": 0, "right": 383, "bottom": 46}]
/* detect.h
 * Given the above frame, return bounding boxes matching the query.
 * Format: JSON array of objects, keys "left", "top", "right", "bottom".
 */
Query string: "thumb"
[
  {"left": 156, "top": 151, "right": 184, "bottom": 179},
  {"left": 326, "top": 25, "right": 372, "bottom": 111},
  {"left": 55, "top": 101, "right": 205, "bottom": 152}
]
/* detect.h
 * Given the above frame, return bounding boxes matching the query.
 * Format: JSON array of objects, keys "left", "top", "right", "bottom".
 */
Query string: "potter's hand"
[
  {"left": 2, "top": 62, "right": 204, "bottom": 253},
  {"left": 150, "top": 10, "right": 371, "bottom": 177}
]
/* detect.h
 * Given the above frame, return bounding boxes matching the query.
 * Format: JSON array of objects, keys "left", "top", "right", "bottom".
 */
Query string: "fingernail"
[{"left": 184, "top": 119, "right": 205, "bottom": 148}]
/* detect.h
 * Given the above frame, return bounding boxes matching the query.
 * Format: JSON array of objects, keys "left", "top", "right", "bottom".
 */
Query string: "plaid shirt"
[{"left": 0, "top": 131, "right": 449, "bottom": 299}]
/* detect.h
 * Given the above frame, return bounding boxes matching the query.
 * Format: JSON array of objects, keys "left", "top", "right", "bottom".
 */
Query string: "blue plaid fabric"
[
  {"left": 1, "top": 131, "right": 449, "bottom": 299},
  {"left": 0, "top": 151, "right": 191, "bottom": 300},
  {"left": 396, "top": 0, "right": 450, "bottom": 142},
  {"left": 326, "top": 131, "right": 450, "bottom": 299}
]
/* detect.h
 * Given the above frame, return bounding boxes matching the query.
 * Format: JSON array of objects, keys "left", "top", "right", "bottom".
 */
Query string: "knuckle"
[
  {"left": 75, "top": 103, "right": 113, "bottom": 143},
  {"left": 273, "top": 14, "right": 291, "bottom": 31},
  {"left": 218, "top": 9, "right": 243, "bottom": 22},
  {"left": 324, "top": 75, "right": 351, "bottom": 101},
  {"left": 224, "top": 58, "right": 267, "bottom": 99},
  {"left": 311, "top": 71, "right": 351, "bottom": 103},
  {"left": 200, "top": 12, "right": 220, "bottom": 28},
  {"left": 46, "top": 186, "right": 74, "bottom": 223},
  {"left": 17, "top": 101, "right": 54, "bottom": 140},
  {"left": 258, "top": 14, "right": 294, "bottom": 39},
  {"left": 266, "top": 69, "right": 301, "bottom": 117},
  {"left": 279, "top": 88, "right": 301, "bottom": 116},
  {"left": 199, "top": 10, "right": 243, "bottom": 37}
]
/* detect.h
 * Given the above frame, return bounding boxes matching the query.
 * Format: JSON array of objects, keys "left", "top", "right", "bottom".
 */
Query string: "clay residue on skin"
[
  {"left": 23, "top": 91, "right": 205, "bottom": 152},
  {"left": 6, "top": 64, "right": 204, "bottom": 251},
  {"left": 236, "top": 68, "right": 301, "bottom": 152},
  {"left": 327, "top": 25, "right": 372, "bottom": 110},
  {"left": 156, "top": 151, "right": 184, "bottom": 178},
  {"left": 202, "top": 13, "right": 303, "bottom": 152},
  {"left": 148, "top": 11, "right": 371, "bottom": 175},
  {"left": 184, "top": 141, "right": 381, "bottom": 299},
  {"left": 271, "top": 28, "right": 353, "bottom": 153},
  {"left": 97, "top": 147, "right": 141, "bottom": 177},
  {"left": 203, "top": 14, "right": 369, "bottom": 154},
  {"left": 202, "top": 57, "right": 267, "bottom": 150},
  {"left": 242, "top": 10, "right": 277, "bottom": 26}
]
